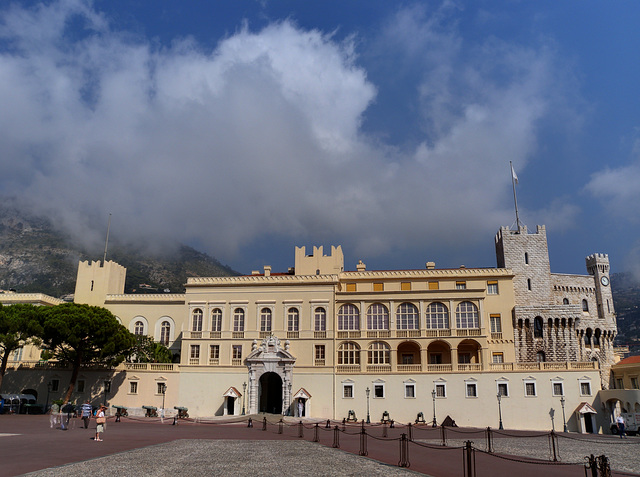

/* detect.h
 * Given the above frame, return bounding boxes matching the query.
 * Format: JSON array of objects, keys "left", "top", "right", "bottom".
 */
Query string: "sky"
[{"left": 1, "top": 1, "right": 639, "bottom": 278}]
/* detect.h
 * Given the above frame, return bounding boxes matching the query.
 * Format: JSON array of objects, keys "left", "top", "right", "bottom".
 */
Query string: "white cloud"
[{"left": 0, "top": 1, "right": 567, "bottom": 268}]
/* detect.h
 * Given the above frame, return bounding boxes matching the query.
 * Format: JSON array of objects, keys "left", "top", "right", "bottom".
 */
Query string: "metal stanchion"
[
  {"left": 262, "top": 416, "right": 267, "bottom": 431},
  {"left": 463, "top": 440, "right": 475, "bottom": 477},
  {"left": 383, "top": 421, "right": 388, "bottom": 437},
  {"left": 441, "top": 424, "right": 447, "bottom": 446},
  {"left": 550, "top": 430, "right": 558, "bottom": 462},
  {"left": 408, "top": 423, "right": 413, "bottom": 441},
  {"left": 333, "top": 425, "right": 340, "bottom": 448},
  {"left": 247, "top": 417, "right": 253, "bottom": 428},
  {"left": 313, "top": 423, "right": 319, "bottom": 442},
  {"left": 398, "top": 433, "right": 410, "bottom": 468},
  {"left": 326, "top": 419, "right": 331, "bottom": 429},
  {"left": 298, "top": 420, "right": 304, "bottom": 438},
  {"left": 486, "top": 427, "right": 493, "bottom": 453},
  {"left": 278, "top": 418, "right": 283, "bottom": 434},
  {"left": 359, "top": 427, "right": 368, "bottom": 456}
]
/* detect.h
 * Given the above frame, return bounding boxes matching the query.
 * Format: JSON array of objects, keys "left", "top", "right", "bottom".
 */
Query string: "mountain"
[
  {"left": 611, "top": 273, "right": 640, "bottom": 356},
  {"left": 0, "top": 204, "right": 238, "bottom": 297}
]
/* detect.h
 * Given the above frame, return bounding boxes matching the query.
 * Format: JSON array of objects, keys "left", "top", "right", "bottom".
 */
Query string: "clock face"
[{"left": 601, "top": 276, "right": 609, "bottom": 286}]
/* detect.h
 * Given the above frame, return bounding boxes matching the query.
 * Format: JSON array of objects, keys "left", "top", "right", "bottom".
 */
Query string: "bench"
[
  {"left": 142, "top": 405, "right": 157, "bottom": 417},
  {"left": 173, "top": 406, "right": 189, "bottom": 419}
]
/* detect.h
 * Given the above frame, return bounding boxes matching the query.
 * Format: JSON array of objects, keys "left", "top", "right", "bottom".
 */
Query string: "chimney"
[
  {"left": 426, "top": 262, "right": 435, "bottom": 270},
  {"left": 264, "top": 266, "right": 271, "bottom": 277},
  {"left": 356, "top": 260, "right": 366, "bottom": 272}
]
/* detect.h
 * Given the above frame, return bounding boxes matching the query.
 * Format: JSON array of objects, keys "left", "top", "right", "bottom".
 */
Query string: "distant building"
[{"left": 0, "top": 225, "right": 619, "bottom": 432}]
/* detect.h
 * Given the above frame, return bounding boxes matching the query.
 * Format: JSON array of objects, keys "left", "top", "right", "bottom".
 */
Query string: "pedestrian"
[
  {"left": 297, "top": 399, "right": 304, "bottom": 418},
  {"left": 617, "top": 414, "right": 627, "bottom": 438},
  {"left": 49, "top": 401, "right": 60, "bottom": 429},
  {"left": 81, "top": 400, "right": 92, "bottom": 429},
  {"left": 95, "top": 405, "right": 107, "bottom": 441}
]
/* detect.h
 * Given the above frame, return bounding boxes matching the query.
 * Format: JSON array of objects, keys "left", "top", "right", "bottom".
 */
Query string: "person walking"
[
  {"left": 95, "top": 405, "right": 107, "bottom": 441},
  {"left": 617, "top": 414, "right": 627, "bottom": 438},
  {"left": 81, "top": 400, "right": 92, "bottom": 429}
]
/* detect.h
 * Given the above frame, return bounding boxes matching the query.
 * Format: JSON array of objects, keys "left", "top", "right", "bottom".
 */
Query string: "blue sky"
[{"left": 1, "top": 1, "right": 639, "bottom": 278}]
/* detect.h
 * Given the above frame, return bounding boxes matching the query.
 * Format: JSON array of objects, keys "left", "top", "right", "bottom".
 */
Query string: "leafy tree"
[
  {"left": 0, "top": 303, "right": 43, "bottom": 391},
  {"left": 40, "top": 303, "right": 136, "bottom": 403},
  {"left": 126, "top": 335, "right": 173, "bottom": 363}
]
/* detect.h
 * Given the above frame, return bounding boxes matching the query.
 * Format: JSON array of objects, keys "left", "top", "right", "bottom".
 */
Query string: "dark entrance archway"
[
  {"left": 226, "top": 397, "right": 235, "bottom": 415},
  {"left": 259, "top": 372, "right": 283, "bottom": 414}
]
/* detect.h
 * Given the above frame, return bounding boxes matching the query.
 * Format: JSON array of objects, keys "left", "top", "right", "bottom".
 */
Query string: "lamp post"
[
  {"left": 45, "top": 382, "right": 51, "bottom": 413},
  {"left": 431, "top": 389, "right": 437, "bottom": 427},
  {"left": 242, "top": 382, "right": 247, "bottom": 415},
  {"left": 560, "top": 396, "right": 567, "bottom": 433},
  {"left": 288, "top": 382, "right": 292, "bottom": 416},
  {"left": 497, "top": 393, "right": 504, "bottom": 430},
  {"left": 103, "top": 380, "right": 110, "bottom": 406},
  {"left": 365, "top": 387, "right": 371, "bottom": 424}
]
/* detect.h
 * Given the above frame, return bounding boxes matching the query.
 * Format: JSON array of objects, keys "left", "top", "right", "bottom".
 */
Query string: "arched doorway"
[{"left": 259, "top": 372, "right": 283, "bottom": 414}]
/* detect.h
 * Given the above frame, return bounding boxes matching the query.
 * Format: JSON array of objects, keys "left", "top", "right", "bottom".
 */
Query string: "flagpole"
[
  {"left": 103, "top": 213, "right": 112, "bottom": 264},
  {"left": 510, "top": 161, "right": 521, "bottom": 230}
]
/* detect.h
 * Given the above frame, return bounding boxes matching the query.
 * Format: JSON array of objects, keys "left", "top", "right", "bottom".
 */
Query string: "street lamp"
[
  {"left": 431, "top": 389, "right": 437, "bottom": 427},
  {"left": 45, "top": 382, "right": 51, "bottom": 413},
  {"left": 560, "top": 396, "right": 567, "bottom": 433},
  {"left": 497, "top": 393, "right": 504, "bottom": 430},
  {"left": 365, "top": 387, "right": 371, "bottom": 424},
  {"left": 288, "top": 382, "right": 292, "bottom": 416},
  {"left": 103, "top": 380, "right": 111, "bottom": 406},
  {"left": 242, "top": 382, "right": 247, "bottom": 415}
]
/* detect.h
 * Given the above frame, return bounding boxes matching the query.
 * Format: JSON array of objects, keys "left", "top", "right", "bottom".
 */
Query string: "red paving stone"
[{"left": 0, "top": 415, "right": 636, "bottom": 477}]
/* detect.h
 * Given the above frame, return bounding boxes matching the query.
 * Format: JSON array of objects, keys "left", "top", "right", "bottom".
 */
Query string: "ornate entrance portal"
[{"left": 246, "top": 335, "right": 296, "bottom": 415}]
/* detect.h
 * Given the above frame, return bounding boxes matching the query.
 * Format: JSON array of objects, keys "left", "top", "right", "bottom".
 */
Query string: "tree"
[
  {"left": 40, "top": 303, "right": 136, "bottom": 403},
  {"left": 126, "top": 335, "right": 173, "bottom": 363},
  {"left": 0, "top": 303, "right": 43, "bottom": 391}
]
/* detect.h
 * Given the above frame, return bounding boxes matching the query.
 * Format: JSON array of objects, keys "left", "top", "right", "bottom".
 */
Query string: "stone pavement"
[{"left": 1, "top": 414, "right": 639, "bottom": 477}]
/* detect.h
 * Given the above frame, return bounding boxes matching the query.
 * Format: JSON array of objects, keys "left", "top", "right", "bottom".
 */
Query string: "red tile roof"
[{"left": 616, "top": 355, "right": 640, "bottom": 365}]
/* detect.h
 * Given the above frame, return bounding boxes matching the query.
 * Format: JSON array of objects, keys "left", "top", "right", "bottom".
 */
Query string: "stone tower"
[{"left": 74, "top": 260, "right": 126, "bottom": 306}]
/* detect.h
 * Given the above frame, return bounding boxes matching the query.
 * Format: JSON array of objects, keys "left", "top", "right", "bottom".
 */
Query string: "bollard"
[
  {"left": 359, "top": 427, "right": 368, "bottom": 456},
  {"left": 333, "top": 425, "right": 340, "bottom": 448},
  {"left": 408, "top": 423, "right": 413, "bottom": 441},
  {"left": 383, "top": 421, "right": 388, "bottom": 437},
  {"left": 247, "top": 418, "right": 253, "bottom": 428},
  {"left": 398, "top": 433, "right": 410, "bottom": 468},
  {"left": 326, "top": 419, "right": 331, "bottom": 429},
  {"left": 550, "top": 430, "right": 558, "bottom": 462},
  {"left": 390, "top": 419, "right": 395, "bottom": 429},
  {"left": 313, "top": 423, "right": 319, "bottom": 442},
  {"left": 278, "top": 418, "right": 284, "bottom": 434},
  {"left": 263, "top": 416, "right": 267, "bottom": 431},
  {"left": 463, "top": 441, "right": 475, "bottom": 477},
  {"left": 486, "top": 427, "right": 492, "bottom": 453},
  {"left": 298, "top": 420, "right": 304, "bottom": 438},
  {"left": 173, "top": 416, "right": 177, "bottom": 426},
  {"left": 441, "top": 425, "right": 447, "bottom": 446}
]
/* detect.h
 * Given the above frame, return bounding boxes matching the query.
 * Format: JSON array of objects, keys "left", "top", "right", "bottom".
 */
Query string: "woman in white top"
[{"left": 95, "top": 405, "right": 106, "bottom": 441}]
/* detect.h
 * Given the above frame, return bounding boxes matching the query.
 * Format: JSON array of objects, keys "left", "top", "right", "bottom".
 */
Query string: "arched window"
[
  {"left": 582, "top": 299, "right": 589, "bottom": 312},
  {"left": 594, "top": 328, "right": 601, "bottom": 346},
  {"left": 338, "top": 304, "right": 360, "bottom": 331},
  {"left": 396, "top": 303, "right": 419, "bottom": 330},
  {"left": 160, "top": 321, "right": 171, "bottom": 345},
  {"left": 456, "top": 302, "right": 479, "bottom": 329},
  {"left": 314, "top": 307, "right": 326, "bottom": 331},
  {"left": 367, "top": 303, "right": 389, "bottom": 330},
  {"left": 260, "top": 308, "right": 272, "bottom": 332},
  {"left": 534, "top": 317, "right": 543, "bottom": 338},
  {"left": 338, "top": 342, "right": 360, "bottom": 365},
  {"left": 134, "top": 321, "right": 144, "bottom": 336},
  {"left": 584, "top": 328, "right": 592, "bottom": 346},
  {"left": 211, "top": 308, "right": 222, "bottom": 332},
  {"left": 287, "top": 308, "right": 299, "bottom": 332},
  {"left": 368, "top": 342, "right": 390, "bottom": 364},
  {"left": 233, "top": 308, "right": 245, "bottom": 332},
  {"left": 536, "top": 351, "right": 545, "bottom": 362},
  {"left": 563, "top": 298, "right": 569, "bottom": 305},
  {"left": 192, "top": 308, "right": 203, "bottom": 331},
  {"left": 426, "top": 302, "right": 449, "bottom": 329}
]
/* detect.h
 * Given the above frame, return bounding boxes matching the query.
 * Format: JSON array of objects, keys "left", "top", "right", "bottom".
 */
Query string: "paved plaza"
[{"left": 1, "top": 415, "right": 639, "bottom": 477}]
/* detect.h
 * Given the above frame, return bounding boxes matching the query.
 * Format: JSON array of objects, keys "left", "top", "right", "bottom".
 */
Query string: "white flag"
[{"left": 511, "top": 163, "right": 518, "bottom": 184}]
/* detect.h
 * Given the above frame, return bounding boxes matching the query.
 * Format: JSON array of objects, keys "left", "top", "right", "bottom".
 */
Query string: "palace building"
[{"left": 0, "top": 224, "right": 621, "bottom": 432}]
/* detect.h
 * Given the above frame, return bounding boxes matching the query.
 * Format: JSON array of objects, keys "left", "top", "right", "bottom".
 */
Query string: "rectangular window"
[
  {"left": 76, "top": 380, "right": 85, "bottom": 393},
  {"left": 492, "top": 353, "right": 504, "bottom": 364},
  {"left": 497, "top": 382, "right": 509, "bottom": 397},
  {"left": 458, "top": 353, "right": 471, "bottom": 364},
  {"left": 616, "top": 378, "right": 624, "bottom": 390},
  {"left": 373, "top": 282, "right": 384, "bottom": 291},
  {"left": 552, "top": 382, "right": 564, "bottom": 396},
  {"left": 580, "top": 381, "right": 592, "bottom": 396},
  {"left": 374, "top": 384, "right": 385, "bottom": 398},
  {"left": 487, "top": 281, "right": 498, "bottom": 294},
  {"left": 157, "top": 382, "right": 166, "bottom": 394},
  {"left": 435, "top": 383, "right": 446, "bottom": 398},
  {"left": 51, "top": 379, "right": 60, "bottom": 392},
  {"left": 315, "top": 345, "right": 325, "bottom": 361},
  {"left": 346, "top": 283, "right": 356, "bottom": 292},
  {"left": 631, "top": 377, "right": 639, "bottom": 390},
  {"left": 401, "top": 282, "right": 411, "bottom": 291},
  {"left": 210, "top": 345, "right": 220, "bottom": 359},
  {"left": 456, "top": 281, "right": 466, "bottom": 290},
  {"left": 525, "top": 382, "right": 537, "bottom": 397},
  {"left": 232, "top": 345, "right": 242, "bottom": 360},
  {"left": 428, "top": 281, "right": 439, "bottom": 290},
  {"left": 405, "top": 383, "right": 416, "bottom": 398},
  {"left": 129, "top": 382, "right": 138, "bottom": 394},
  {"left": 490, "top": 315, "right": 502, "bottom": 333},
  {"left": 466, "top": 383, "right": 477, "bottom": 398},
  {"left": 343, "top": 383, "right": 354, "bottom": 398},
  {"left": 190, "top": 345, "right": 200, "bottom": 359}
]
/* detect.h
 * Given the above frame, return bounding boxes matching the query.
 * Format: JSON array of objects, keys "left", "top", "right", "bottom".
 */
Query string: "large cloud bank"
[{"left": 0, "top": 1, "right": 563, "bottom": 268}]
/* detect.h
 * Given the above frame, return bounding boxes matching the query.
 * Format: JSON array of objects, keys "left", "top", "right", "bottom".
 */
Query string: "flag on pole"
[{"left": 511, "top": 162, "right": 519, "bottom": 184}]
